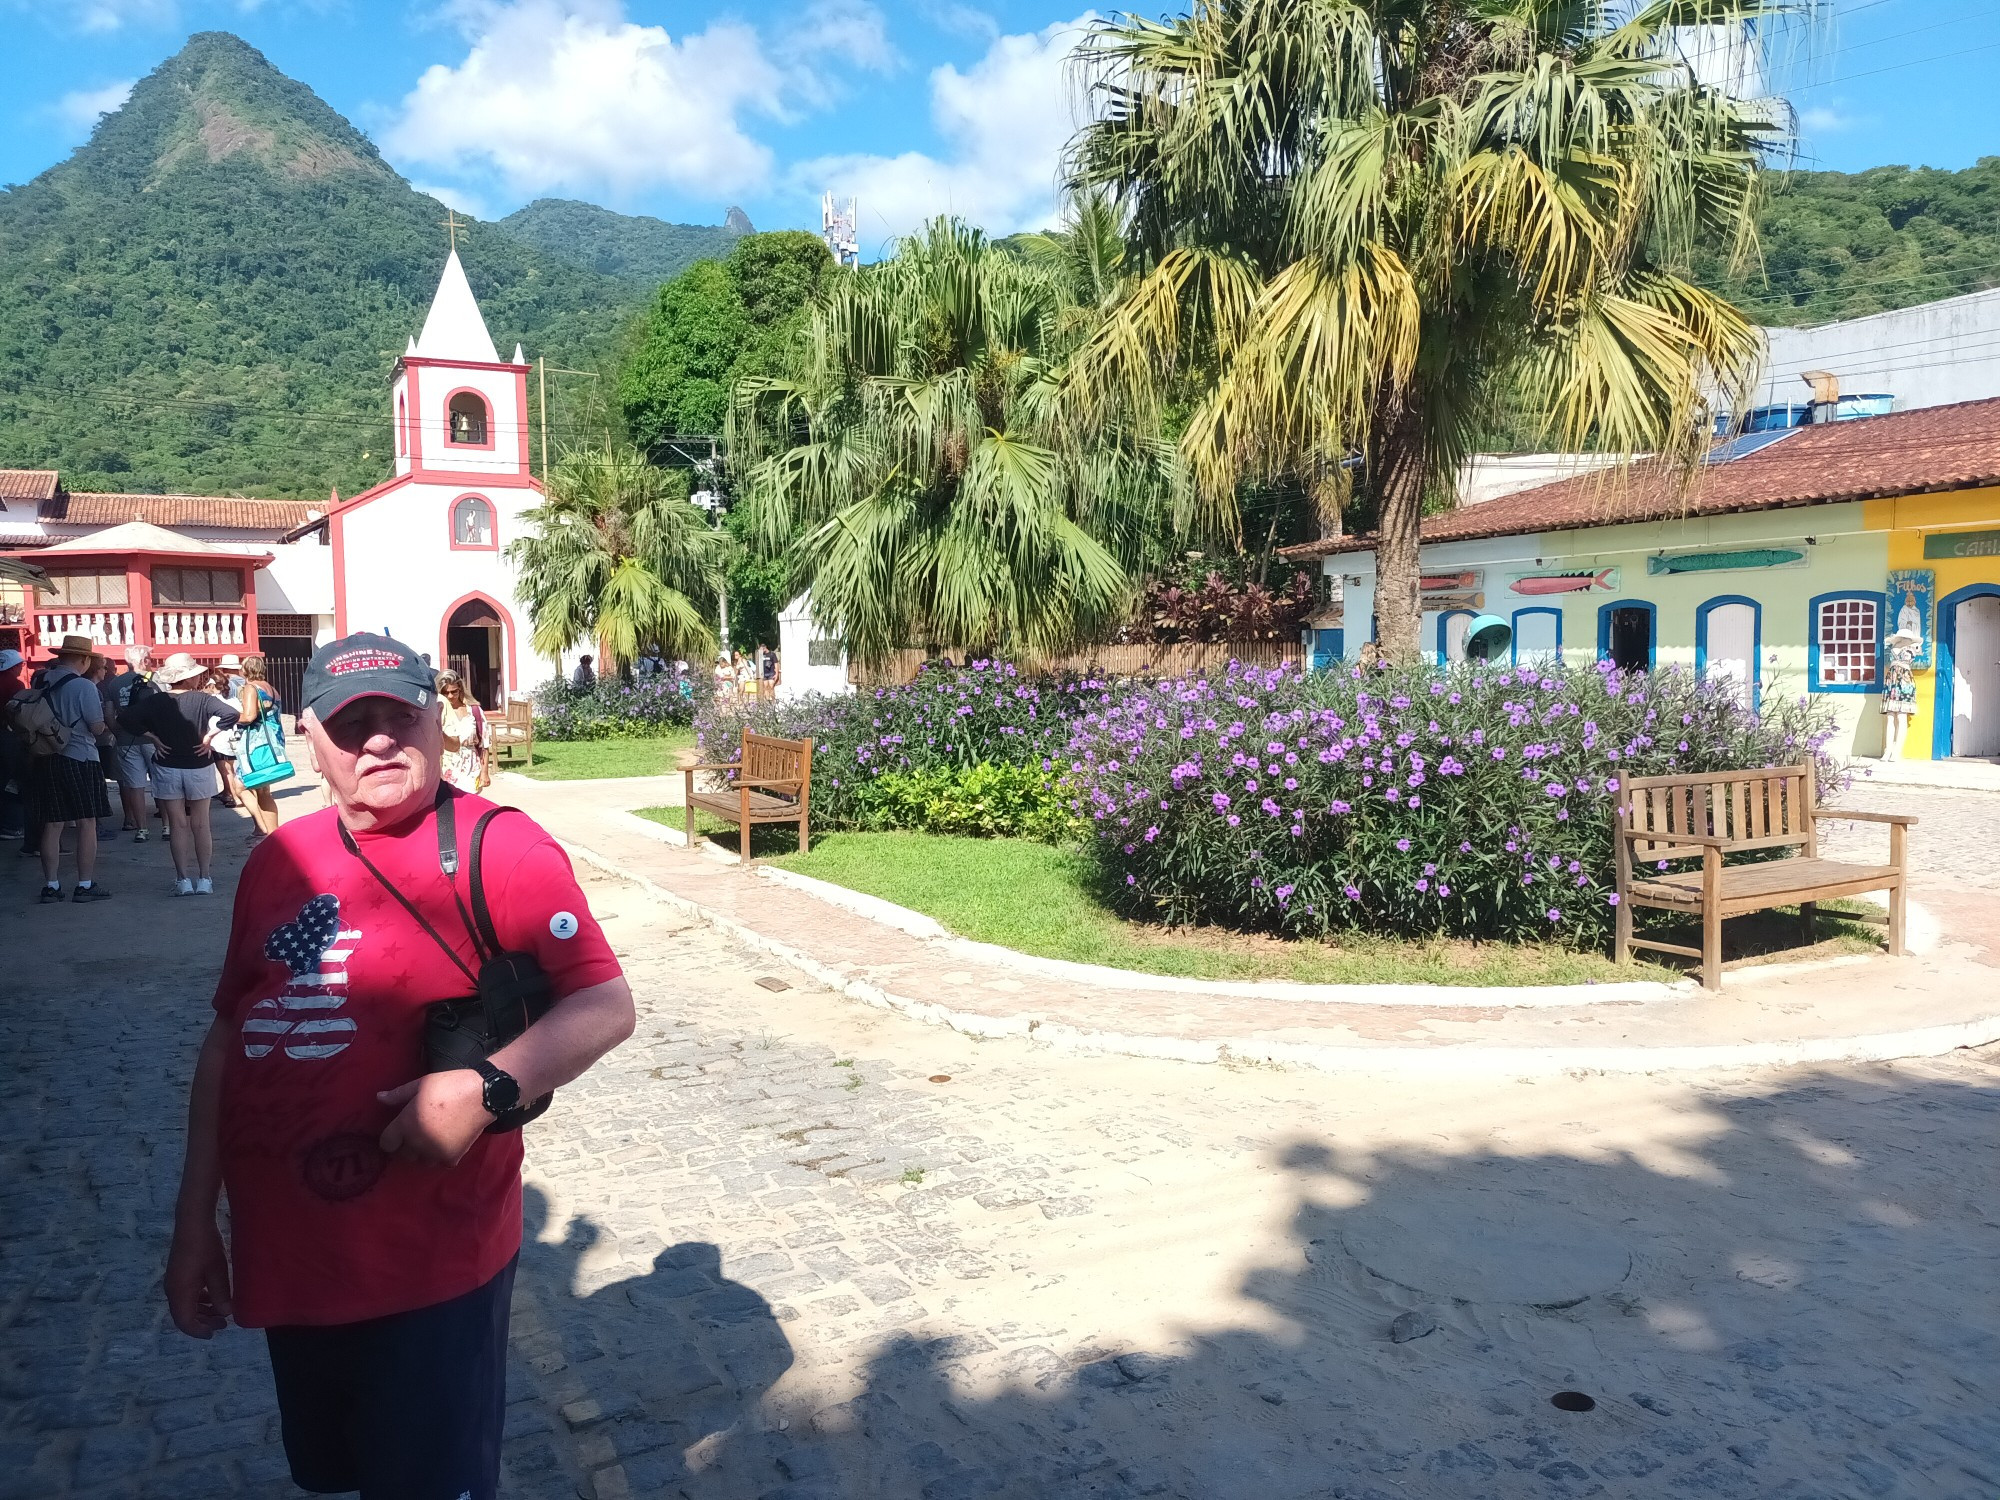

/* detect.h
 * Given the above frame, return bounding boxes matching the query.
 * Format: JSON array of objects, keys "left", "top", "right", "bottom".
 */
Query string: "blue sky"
[{"left": 5, "top": 0, "right": 1998, "bottom": 250}]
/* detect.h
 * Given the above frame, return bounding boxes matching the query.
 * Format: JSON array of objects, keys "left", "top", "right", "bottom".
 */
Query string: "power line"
[{"left": 1788, "top": 35, "right": 2000, "bottom": 90}]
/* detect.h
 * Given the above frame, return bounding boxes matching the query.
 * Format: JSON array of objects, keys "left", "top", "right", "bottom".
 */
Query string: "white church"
[{"left": 2, "top": 253, "right": 551, "bottom": 709}]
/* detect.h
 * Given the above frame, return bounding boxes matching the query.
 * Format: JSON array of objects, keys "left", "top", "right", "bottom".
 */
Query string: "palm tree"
[
  {"left": 729, "top": 218, "right": 1180, "bottom": 666},
  {"left": 1066, "top": 0, "right": 1784, "bottom": 662},
  {"left": 507, "top": 444, "right": 727, "bottom": 673}
]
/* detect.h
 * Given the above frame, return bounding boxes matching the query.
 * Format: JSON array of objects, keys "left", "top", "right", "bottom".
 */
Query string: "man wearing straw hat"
[{"left": 27, "top": 633, "right": 113, "bottom": 903}]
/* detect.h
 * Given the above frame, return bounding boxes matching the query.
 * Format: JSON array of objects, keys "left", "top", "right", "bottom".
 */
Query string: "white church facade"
[
  {"left": 323, "top": 250, "right": 542, "bottom": 706},
  {"left": 3, "top": 253, "right": 553, "bottom": 709}
]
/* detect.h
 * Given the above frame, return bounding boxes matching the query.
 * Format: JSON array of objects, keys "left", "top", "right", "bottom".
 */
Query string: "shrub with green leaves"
[
  {"left": 694, "top": 659, "right": 1096, "bottom": 834},
  {"left": 533, "top": 675, "right": 705, "bottom": 741},
  {"left": 1067, "top": 659, "right": 1841, "bottom": 949},
  {"left": 852, "top": 763, "right": 1076, "bottom": 841}
]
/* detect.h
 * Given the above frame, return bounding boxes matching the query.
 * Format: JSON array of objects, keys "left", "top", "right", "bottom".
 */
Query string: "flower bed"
[
  {"left": 695, "top": 659, "right": 1092, "bottom": 836},
  {"left": 533, "top": 675, "right": 707, "bottom": 741},
  {"left": 1067, "top": 660, "right": 1838, "bottom": 949}
]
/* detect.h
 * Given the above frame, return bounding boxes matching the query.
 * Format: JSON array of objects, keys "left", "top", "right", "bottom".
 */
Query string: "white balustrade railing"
[
  {"left": 35, "top": 610, "right": 136, "bottom": 646},
  {"left": 151, "top": 610, "right": 248, "bottom": 647}
]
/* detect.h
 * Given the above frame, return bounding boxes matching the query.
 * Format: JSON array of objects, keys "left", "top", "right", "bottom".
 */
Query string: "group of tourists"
[
  {"left": 716, "top": 644, "right": 778, "bottom": 699},
  {"left": 2, "top": 635, "right": 295, "bottom": 901}
]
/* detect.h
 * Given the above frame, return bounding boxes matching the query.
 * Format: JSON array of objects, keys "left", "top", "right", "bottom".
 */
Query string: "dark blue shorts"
[{"left": 265, "top": 1255, "right": 517, "bottom": 1500}]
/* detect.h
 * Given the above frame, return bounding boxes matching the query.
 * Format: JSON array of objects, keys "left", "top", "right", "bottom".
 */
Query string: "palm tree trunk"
[{"left": 1371, "top": 393, "right": 1427, "bottom": 665}]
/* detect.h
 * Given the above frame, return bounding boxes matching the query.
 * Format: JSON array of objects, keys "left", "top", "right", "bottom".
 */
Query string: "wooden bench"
[
  {"left": 682, "top": 730, "right": 814, "bottom": 863},
  {"left": 489, "top": 695, "right": 534, "bottom": 768},
  {"left": 1613, "top": 766, "right": 1916, "bottom": 989}
]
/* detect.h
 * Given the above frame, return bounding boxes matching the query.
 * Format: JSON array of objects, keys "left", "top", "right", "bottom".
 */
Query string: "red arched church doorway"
[{"left": 443, "top": 596, "right": 507, "bottom": 708}]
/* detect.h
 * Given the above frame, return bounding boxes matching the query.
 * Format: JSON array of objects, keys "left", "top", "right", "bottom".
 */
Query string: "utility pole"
[{"left": 537, "top": 357, "right": 548, "bottom": 480}]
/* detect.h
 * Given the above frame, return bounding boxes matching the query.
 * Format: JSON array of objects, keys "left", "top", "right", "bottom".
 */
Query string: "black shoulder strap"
[
  {"left": 338, "top": 784, "right": 481, "bottom": 984},
  {"left": 338, "top": 785, "right": 532, "bottom": 976},
  {"left": 467, "top": 805, "right": 527, "bottom": 958}
]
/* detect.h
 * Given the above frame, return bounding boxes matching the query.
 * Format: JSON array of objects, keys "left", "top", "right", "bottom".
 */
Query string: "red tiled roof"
[
  {"left": 1282, "top": 396, "right": 2000, "bottom": 559},
  {"left": 39, "top": 491, "right": 321, "bottom": 533},
  {"left": 0, "top": 470, "right": 61, "bottom": 504}
]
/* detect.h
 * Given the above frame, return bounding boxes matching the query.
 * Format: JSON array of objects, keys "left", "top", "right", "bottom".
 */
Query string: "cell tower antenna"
[{"left": 822, "top": 191, "right": 860, "bottom": 269}]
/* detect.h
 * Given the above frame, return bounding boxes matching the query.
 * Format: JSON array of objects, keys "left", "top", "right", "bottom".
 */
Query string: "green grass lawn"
[
  {"left": 627, "top": 822, "right": 1886, "bottom": 986},
  {"left": 512, "top": 730, "right": 695, "bottom": 782}
]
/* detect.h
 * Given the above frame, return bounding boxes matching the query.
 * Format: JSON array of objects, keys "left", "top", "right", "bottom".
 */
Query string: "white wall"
[
  {"left": 338, "top": 476, "right": 542, "bottom": 694},
  {"left": 252, "top": 540, "right": 333, "bottom": 615},
  {"left": 777, "top": 593, "right": 851, "bottom": 700},
  {"left": 1456, "top": 453, "right": 1633, "bottom": 506},
  {"left": 1753, "top": 286, "right": 2000, "bottom": 415}
]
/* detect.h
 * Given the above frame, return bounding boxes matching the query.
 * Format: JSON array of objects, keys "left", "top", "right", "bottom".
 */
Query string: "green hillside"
[
  {"left": 1696, "top": 158, "right": 2000, "bottom": 327},
  {"left": 0, "top": 32, "right": 649, "bottom": 499},
  {"left": 494, "top": 198, "right": 750, "bottom": 288}
]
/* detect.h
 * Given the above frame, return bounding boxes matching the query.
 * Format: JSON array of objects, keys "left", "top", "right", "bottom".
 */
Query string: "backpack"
[{"left": 6, "top": 683, "right": 70, "bottom": 757}]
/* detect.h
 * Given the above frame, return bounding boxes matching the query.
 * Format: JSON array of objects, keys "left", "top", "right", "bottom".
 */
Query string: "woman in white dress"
[{"left": 436, "top": 669, "right": 489, "bottom": 794}]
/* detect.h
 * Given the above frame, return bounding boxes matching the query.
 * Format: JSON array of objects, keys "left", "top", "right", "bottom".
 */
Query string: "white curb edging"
[{"left": 559, "top": 837, "right": 2000, "bottom": 1077}]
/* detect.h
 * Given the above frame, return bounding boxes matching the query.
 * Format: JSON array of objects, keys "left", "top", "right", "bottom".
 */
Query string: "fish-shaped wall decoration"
[
  {"left": 1646, "top": 548, "right": 1805, "bottom": 575},
  {"left": 1419, "top": 571, "right": 1482, "bottom": 591},
  {"left": 1508, "top": 568, "right": 1619, "bottom": 596}
]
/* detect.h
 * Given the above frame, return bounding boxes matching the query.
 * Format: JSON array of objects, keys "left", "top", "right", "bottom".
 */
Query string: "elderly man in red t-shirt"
[{"left": 165, "top": 632, "right": 635, "bottom": 1500}]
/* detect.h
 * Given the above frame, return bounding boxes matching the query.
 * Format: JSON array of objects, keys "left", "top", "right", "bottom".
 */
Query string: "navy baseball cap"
[{"left": 302, "top": 633, "right": 436, "bottom": 721}]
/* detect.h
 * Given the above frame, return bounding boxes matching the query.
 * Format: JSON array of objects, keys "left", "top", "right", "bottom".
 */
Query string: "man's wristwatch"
[{"left": 470, "top": 1059, "right": 522, "bottom": 1118}]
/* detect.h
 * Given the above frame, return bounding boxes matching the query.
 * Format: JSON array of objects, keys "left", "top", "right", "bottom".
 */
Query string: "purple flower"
[
  {"left": 1547, "top": 908, "right": 1563, "bottom": 923},
  {"left": 1395, "top": 838, "right": 1411, "bottom": 853},
  {"left": 1330, "top": 799, "right": 1351, "bottom": 815}
]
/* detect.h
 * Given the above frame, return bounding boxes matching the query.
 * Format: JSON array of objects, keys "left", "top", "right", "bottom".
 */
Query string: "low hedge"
[{"left": 532, "top": 675, "right": 706, "bottom": 741}]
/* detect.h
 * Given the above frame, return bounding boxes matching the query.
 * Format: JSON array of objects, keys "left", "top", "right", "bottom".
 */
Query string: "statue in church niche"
[{"left": 1881, "top": 629, "right": 1919, "bottom": 761}]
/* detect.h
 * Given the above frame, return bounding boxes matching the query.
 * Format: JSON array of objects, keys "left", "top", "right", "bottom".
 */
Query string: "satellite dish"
[{"left": 1465, "top": 613, "right": 1512, "bottom": 662}]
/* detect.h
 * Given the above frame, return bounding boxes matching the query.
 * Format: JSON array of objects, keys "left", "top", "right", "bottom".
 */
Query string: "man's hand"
[
  {"left": 377, "top": 1070, "right": 491, "bottom": 1166},
  {"left": 165, "top": 1215, "right": 233, "bottom": 1339}
]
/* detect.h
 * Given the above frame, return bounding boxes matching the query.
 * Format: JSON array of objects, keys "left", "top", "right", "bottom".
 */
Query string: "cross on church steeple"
[{"left": 440, "top": 209, "right": 468, "bottom": 252}]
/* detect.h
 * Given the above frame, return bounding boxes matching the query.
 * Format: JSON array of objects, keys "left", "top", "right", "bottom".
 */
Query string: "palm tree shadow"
[{"left": 507, "top": 1185, "right": 795, "bottom": 1496}]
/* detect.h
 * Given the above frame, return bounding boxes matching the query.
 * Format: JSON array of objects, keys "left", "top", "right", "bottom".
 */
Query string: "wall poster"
[{"left": 1886, "top": 568, "right": 1934, "bottom": 670}]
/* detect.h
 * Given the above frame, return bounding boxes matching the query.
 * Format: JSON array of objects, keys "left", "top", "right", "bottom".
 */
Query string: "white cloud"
[
  {"left": 781, "top": 0, "right": 899, "bottom": 74},
  {"left": 796, "top": 15, "right": 1094, "bottom": 246},
  {"left": 49, "top": 0, "right": 174, "bottom": 31},
  {"left": 52, "top": 79, "right": 136, "bottom": 132},
  {"left": 917, "top": 1, "right": 1000, "bottom": 43},
  {"left": 1800, "top": 104, "right": 1854, "bottom": 134},
  {"left": 383, "top": 0, "right": 787, "bottom": 200},
  {"left": 410, "top": 180, "right": 493, "bottom": 222}
]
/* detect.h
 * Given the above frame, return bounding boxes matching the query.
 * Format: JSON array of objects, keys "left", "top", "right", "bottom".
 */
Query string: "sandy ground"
[{"left": 3, "top": 769, "right": 1997, "bottom": 1498}]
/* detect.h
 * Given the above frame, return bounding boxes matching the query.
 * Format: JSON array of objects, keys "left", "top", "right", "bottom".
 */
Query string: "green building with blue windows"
[{"left": 1284, "top": 397, "right": 2000, "bottom": 762}]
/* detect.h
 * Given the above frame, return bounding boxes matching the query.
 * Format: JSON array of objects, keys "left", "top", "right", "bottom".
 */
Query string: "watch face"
[{"left": 483, "top": 1069, "right": 521, "bottom": 1115}]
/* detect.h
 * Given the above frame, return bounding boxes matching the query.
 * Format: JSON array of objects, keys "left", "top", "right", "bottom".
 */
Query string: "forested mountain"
[
  {"left": 494, "top": 199, "right": 750, "bottom": 288},
  {"left": 1695, "top": 158, "right": 2000, "bottom": 327},
  {"left": 0, "top": 33, "right": 684, "bottom": 498}
]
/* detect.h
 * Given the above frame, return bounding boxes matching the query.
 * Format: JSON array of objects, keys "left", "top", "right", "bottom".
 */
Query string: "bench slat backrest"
[
  {"left": 1619, "top": 765, "right": 1812, "bottom": 861},
  {"left": 741, "top": 731, "right": 813, "bottom": 802}
]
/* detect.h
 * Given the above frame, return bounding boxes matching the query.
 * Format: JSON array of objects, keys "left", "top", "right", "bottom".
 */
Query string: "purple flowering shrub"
[
  {"left": 532, "top": 674, "right": 708, "bottom": 740},
  {"left": 694, "top": 659, "right": 1098, "bottom": 832},
  {"left": 1067, "top": 659, "right": 1839, "bottom": 949}
]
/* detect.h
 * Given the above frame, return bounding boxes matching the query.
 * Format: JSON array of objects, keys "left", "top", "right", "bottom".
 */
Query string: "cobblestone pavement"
[
  {"left": 1821, "top": 783, "right": 2000, "bottom": 891},
  {"left": 5, "top": 806, "right": 2000, "bottom": 1500}
]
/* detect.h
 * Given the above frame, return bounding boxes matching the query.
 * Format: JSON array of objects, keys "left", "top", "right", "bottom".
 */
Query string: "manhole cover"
[
  {"left": 1551, "top": 1391, "right": 1597, "bottom": 1412},
  {"left": 1338, "top": 1188, "right": 1631, "bottom": 1308},
  {"left": 928, "top": 1074, "right": 952, "bottom": 1083},
  {"left": 755, "top": 976, "right": 790, "bottom": 992}
]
